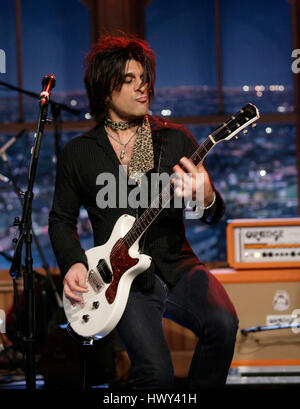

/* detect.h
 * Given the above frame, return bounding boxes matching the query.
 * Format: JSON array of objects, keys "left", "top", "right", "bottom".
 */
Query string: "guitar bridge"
[{"left": 88, "top": 269, "right": 104, "bottom": 293}]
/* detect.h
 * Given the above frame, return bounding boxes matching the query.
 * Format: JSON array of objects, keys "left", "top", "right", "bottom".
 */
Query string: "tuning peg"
[
  {"left": 243, "top": 129, "right": 248, "bottom": 134},
  {"left": 235, "top": 135, "right": 238, "bottom": 139},
  {"left": 252, "top": 123, "right": 257, "bottom": 128}
]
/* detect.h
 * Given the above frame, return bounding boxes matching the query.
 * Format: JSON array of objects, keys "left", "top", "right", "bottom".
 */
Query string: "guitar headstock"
[{"left": 213, "top": 103, "right": 260, "bottom": 143}]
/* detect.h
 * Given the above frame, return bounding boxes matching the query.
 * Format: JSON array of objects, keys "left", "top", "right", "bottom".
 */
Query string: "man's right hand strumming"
[{"left": 63, "top": 262, "right": 88, "bottom": 305}]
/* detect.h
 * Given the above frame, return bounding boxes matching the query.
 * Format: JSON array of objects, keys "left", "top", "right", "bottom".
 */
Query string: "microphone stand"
[
  {"left": 9, "top": 90, "right": 52, "bottom": 390},
  {"left": 0, "top": 78, "right": 79, "bottom": 362}
]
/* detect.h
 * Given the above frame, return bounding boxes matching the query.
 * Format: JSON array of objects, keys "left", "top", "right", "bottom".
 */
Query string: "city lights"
[
  {"left": 260, "top": 169, "right": 267, "bottom": 177},
  {"left": 161, "top": 109, "right": 172, "bottom": 116}
]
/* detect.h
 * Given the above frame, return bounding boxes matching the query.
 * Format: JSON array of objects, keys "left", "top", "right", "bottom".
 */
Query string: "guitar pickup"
[
  {"left": 96, "top": 259, "right": 113, "bottom": 283},
  {"left": 88, "top": 269, "right": 104, "bottom": 293}
]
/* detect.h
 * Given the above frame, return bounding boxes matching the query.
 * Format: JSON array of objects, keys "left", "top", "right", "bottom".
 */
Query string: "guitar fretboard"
[
  {"left": 124, "top": 137, "right": 215, "bottom": 247},
  {"left": 122, "top": 102, "right": 259, "bottom": 247}
]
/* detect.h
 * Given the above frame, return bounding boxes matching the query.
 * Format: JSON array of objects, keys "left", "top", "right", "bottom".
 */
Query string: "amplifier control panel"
[{"left": 226, "top": 218, "right": 300, "bottom": 269}]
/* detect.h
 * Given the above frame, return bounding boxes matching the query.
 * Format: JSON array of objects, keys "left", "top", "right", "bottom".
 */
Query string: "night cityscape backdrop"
[{"left": 0, "top": 0, "right": 297, "bottom": 269}]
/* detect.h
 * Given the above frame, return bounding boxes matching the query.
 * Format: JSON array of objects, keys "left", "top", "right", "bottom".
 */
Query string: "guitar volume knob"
[{"left": 92, "top": 301, "right": 100, "bottom": 309}]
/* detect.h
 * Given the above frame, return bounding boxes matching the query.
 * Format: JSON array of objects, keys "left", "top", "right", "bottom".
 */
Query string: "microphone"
[
  {"left": 40, "top": 74, "right": 56, "bottom": 104},
  {"left": 0, "top": 129, "right": 26, "bottom": 157}
]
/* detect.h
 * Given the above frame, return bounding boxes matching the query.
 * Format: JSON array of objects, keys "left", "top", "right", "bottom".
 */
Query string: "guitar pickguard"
[{"left": 105, "top": 238, "right": 139, "bottom": 304}]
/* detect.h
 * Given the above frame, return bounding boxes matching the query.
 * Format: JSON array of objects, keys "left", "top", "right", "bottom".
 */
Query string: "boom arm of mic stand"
[{"left": 0, "top": 79, "right": 80, "bottom": 116}]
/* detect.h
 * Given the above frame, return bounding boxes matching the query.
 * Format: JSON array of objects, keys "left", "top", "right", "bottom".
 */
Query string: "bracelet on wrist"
[{"left": 198, "top": 191, "right": 216, "bottom": 210}]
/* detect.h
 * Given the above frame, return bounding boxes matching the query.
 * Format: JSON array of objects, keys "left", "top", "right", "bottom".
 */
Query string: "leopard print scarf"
[
  {"left": 128, "top": 115, "right": 154, "bottom": 185},
  {"left": 105, "top": 115, "right": 154, "bottom": 186}
]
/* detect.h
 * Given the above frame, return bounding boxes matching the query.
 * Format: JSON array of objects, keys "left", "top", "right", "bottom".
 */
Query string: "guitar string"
[
  {"left": 95, "top": 110, "right": 252, "bottom": 275},
  {"left": 124, "top": 142, "right": 210, "bottom": 245},
  {"left": 121, "top": 108, "right": 255, "bottom": 249},
  {"left": 95, "top": 137, "right": 213, "bottom": 272},
  {"left": 97, "top": 118, "right": 238, "bottom": 268},
  {"left": 97, "top": 121, "right": 234, "bottom": 268}
]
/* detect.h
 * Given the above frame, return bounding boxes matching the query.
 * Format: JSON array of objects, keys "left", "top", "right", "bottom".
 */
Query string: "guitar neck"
[
  {"left": 123, "top": 136, "right": 216, "bottom": 247},
  {"left": 123, "top": 103, "right": 259, "bottom": 247}
]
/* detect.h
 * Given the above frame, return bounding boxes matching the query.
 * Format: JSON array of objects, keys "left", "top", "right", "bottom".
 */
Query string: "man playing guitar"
[{"left": 49, "top": 34, "right": 238, "bottom": 388}]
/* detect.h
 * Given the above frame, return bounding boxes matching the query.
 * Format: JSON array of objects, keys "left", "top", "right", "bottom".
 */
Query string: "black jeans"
[{"left": 117, "top": 266, "right": 238, "bottom": 389}]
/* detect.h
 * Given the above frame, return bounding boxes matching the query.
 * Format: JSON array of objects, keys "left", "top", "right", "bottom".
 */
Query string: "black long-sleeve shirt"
[{"left": 48, "top": 115, "right": 225, "bottom": 290}]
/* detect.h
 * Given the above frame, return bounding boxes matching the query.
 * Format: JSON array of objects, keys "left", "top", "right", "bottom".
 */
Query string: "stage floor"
[{"left": 1, "top": 366, "right": 300, "bottom": 389}]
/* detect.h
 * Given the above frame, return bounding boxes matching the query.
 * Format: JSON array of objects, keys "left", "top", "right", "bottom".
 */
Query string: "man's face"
[{"left": 107, "top": 59, "right": 149, "bottom": 122}]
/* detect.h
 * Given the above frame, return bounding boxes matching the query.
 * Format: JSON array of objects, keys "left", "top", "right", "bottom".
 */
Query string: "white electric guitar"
[{"left": 63, "top": 103, "right": 260, "bottom": 340}]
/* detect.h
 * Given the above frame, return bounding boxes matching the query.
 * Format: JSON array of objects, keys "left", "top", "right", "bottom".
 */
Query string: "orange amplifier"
[{"left": 226, "top": 218, "right": 300, "bottom": 269}]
